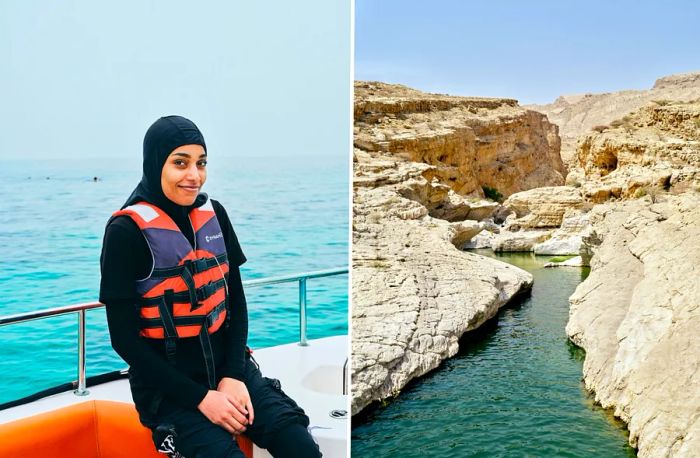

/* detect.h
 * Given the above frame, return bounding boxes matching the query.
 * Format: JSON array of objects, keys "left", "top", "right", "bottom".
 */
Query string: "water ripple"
[{"left": 352, "top": 252, "right": 635, "bottom": 457}]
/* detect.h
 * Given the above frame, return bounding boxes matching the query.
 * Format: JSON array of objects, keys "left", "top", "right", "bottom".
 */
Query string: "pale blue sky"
[
  {"left": 356, "top": 0, "right": 699, "bottom": 104},
  {"left": 1, "top": 1, "right": 350, "bottom": 159}
]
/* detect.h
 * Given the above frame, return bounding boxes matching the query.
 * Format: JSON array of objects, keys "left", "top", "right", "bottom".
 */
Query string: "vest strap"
[
  {"left": 159, "top": 291, "right": 179, "bottom": 366},
  {"left": 140, "top": 300, "right": 227, "bottom": 329},
  {"left": 180, "top": 266, "right": 199, "bottom": 310},
  {"left": 199, "top": 322, "right": 216, "bottom": 389},
  {"left": 199, "top": 299, "right": 228, "bottom": 388},
  {"left": 151, "top": 254, "right": 228, "bottom": 278},
  {"left": 157, "top": 291, "right": 179, "bottom": 338},
  {"left": 139, "top": 278, "right": 227, "bottom": 308},
  {"left": 142, "top": 300, "right": 226, "bottom": 389},
  {"left": 224, "top": 287, "right": 231, "bottom": 331}
]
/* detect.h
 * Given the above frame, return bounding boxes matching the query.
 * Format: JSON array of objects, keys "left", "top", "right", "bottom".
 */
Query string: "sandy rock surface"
[{"left": 532, "top": 211, "right": 590, "bottom": 255}]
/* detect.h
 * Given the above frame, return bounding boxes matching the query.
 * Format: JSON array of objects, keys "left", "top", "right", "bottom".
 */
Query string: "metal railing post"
[
  {"left": 299, "top": 277, "right": 308, "bottom": 346},
  {"left": 74, "top": 309, "right": 89, "bottom": 396}
]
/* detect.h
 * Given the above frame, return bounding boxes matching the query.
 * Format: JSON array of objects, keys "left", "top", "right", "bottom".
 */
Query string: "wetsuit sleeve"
[
  {"left": 220, "top": 266, "right": 249, "bottom": 381},
  {"left": 99, "top": 220, "right": 208, "bottom": 409},
  {"left": 211, "top": 200, "right": 249, "bottom": 381}
]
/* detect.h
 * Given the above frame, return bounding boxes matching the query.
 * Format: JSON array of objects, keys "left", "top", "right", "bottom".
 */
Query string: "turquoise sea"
[
  {"left": 352, "top": 252, "right": 636, "bottom": 457},
  {"left": 0, "top": 154, "right": 348, "bottom": 405}
]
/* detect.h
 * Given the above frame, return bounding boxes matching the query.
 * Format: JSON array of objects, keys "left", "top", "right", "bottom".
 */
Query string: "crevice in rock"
[{"left": 395, "top": 187, "right": 471, "bottom": 222}]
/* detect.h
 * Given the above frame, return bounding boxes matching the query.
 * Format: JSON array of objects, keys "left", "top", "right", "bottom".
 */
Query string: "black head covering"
[{"left": 122, "top": 115, "right": 208, "bottom": 215}]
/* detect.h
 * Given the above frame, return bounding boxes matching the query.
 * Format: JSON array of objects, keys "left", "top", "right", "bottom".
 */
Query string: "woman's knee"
[
  {"left": 266, "top": 422, "right": 322, "bottom": 458},
  {"left": 149, "top": 409, "right": 246, "bottom": 458},
  {"left": 180, "top": 438, "right": 245, "bottom": 458}
]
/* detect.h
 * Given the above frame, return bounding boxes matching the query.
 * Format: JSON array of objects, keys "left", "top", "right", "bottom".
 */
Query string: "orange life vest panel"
[{"left": 112, "top": 197, "right": 230, "bottom": 388}]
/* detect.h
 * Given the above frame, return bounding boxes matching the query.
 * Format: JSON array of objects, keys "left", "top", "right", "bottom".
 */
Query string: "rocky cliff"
[
  {"left": 566, "top": 193, "right": 700, "bottom": 457},
  {"left": 355, "top": 81, "right": 566, "bottom": 199},
  {"left": 351, "top": 82, "right": 568, "bottom": 415},
  {"left": 477, "top": 98, "right": 700, "bottom": 258},
  {"left": 569, "top": 99, "right": 700, "bottom": 203},
  {"left": 530, "top": 71, "right": 700, "bottom": 167}
]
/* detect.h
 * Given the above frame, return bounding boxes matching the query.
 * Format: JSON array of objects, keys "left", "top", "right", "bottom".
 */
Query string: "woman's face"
[{"left": 161, "top": 144, "right": 207, "bottom": 206}]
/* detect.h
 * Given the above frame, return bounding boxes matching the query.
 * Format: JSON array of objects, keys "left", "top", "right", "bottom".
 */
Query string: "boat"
[{"left": 0, "top": 268, "right": 349, "bottom": 458}]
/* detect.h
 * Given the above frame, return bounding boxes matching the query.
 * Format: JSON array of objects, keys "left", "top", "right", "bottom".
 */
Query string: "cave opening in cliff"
[{"left": 600, "top": 153, "right": 619, "bottom": 176}]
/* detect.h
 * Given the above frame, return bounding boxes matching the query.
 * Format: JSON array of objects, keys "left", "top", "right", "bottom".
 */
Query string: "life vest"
[{"left": 111, "top": 197, "right": 230, "bottom": 388}]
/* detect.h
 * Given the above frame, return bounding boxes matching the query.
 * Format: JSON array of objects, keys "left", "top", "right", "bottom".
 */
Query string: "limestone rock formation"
[
  {"left": 530, "top": 71, "right": 700, "bottom": 166},
  {"left": 573, "top": 100, "right": 700, "bottom": 203},
  {"left": 566, "top": 193, "right": 700, "bottom": 457},
  {"left": 502, "top": 186, "right": 585, "bottom": 229},
  {"left": 532, "top": 234, "right": 581, "bottom": 256},
  {"left": 352, "top": 82, "right": 586, "bottom": 416},
  {"left": 484, "top": 186, "right": 589, "bottom": 254},
  {"left": 463, "top": 230, "right": 495, "bottom": 249},
  {"left": 352, "top": 149, "right": 533, "bottom": 415},
  {"left": 355, "top": 81, "right": 566, "bottom": 200},
  {"left": 532, "top": 210, "right": 590, "bottom": 255},
  {"left": 490, "top": 229, "right": 552, "bottom": 252}
]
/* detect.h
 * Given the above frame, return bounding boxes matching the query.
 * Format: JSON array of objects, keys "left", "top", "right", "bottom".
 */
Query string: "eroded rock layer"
[
  {"left": 530, "top": 71, "right": 700, "bottom": 166},
  {"left": 570, "top": 100, "right": 700, "bottom": 203},
  {"left": 355, "top": 81, "right": 565, "bottom": 199},
  {"left": 566, "top": 194, "right": 700, "bottom": 457}
]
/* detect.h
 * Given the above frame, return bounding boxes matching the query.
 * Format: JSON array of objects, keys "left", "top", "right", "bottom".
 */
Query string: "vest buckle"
[
  {"left": 196, "top": 281, "right": 217, "bottom": 302},
  {"left": 191, "top": 258, "right": 209, "bottom": 274}
]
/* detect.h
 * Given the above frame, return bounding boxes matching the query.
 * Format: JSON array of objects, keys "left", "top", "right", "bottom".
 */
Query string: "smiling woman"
[
  {"left": 0, "top": 1, "right": 350, "bottom": 457},
  {"left": 161, "top": 144, "right": 208, "bottom": 206},
  {"left": 99, "top": 115, "right": 322, "bottom": 457}
]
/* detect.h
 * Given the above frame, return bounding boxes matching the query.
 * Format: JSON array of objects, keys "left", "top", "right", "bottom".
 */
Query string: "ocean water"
[
  {"left": 0, "top": 154, "right": 348, "bottom": 404},
  {"left": 352, "top": 252, "right": 636, "bottom": 457}
]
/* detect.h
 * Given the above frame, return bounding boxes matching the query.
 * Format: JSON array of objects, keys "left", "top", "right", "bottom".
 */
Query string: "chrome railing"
[{"left": 0, "top": 267, "right": 347, "bottom": 397}]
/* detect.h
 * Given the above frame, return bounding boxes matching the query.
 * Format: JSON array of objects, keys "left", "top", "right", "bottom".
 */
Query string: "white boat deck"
[{"left": 1, "top": 335, "right": 348, "bottom": 457}]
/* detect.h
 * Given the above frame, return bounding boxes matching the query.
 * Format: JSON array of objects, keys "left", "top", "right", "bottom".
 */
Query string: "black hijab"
[{"left": 122, "top": 115, "right": 208, "bottom": 218}]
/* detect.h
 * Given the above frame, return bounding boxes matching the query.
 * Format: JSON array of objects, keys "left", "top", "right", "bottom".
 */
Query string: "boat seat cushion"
[{"left": 0, "top": 400, "right": 253, "bottom": 458}]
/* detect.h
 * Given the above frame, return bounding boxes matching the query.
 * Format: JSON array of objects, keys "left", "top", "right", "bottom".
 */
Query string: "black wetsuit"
[
  {"left": 99, "top": 199, "right": 247, "bottom": 411},
  {"left": 100, "top": 199, "right": 321, "bottom": 457},
  {"left": 100, "top": 115, "right": 321, "bottom": 457}
]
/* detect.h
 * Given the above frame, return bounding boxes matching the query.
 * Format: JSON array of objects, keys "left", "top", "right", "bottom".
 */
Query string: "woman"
[{"left": 99, "top": 115, "right": 322, "bottom": 458}]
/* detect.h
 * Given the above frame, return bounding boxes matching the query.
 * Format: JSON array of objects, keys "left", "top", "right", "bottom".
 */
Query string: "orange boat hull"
[{"left": 0, "top": 400, "right": 253, "bottom": 458}]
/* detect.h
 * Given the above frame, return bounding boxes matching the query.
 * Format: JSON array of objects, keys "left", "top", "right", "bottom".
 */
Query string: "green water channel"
[{"left": 351, "top": 251, "right": 635, "bottom": 457}]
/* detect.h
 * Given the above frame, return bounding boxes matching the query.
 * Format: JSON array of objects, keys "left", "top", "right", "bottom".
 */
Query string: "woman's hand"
[
  {"left": 217, "top": 377, "right": 255, "bottom": 427},
  {"left": 197, "top": 390, "right": 249, "bottom": 435}
]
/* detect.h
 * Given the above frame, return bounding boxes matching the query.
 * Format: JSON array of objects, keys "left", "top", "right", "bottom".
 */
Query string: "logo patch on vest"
[{"left": 205, "top": 232, "right": 223, "bottom": 243}]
